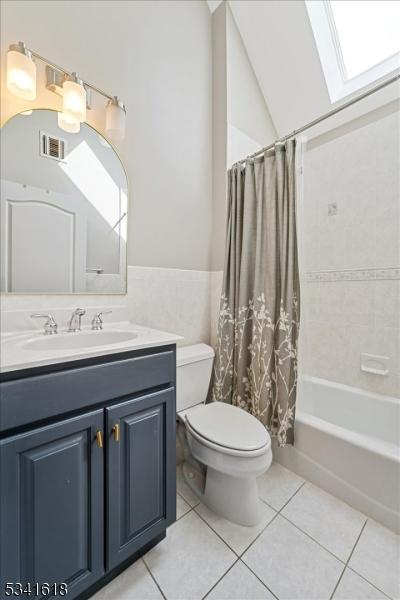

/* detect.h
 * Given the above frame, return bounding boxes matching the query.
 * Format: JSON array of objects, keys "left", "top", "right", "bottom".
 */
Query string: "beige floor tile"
[
  {"left": 206, "top": 560, "right": 275, "bottom": 600},
  {"left": 242, "top": 515, "right": 343, "bottom": 600},
  {"left": 144, "top": 511, "right": 236, "bottom": 600},
  {"left": 90, "top": 558, "right": 163, "bottom": 599},
  {"left": 349, "top": 519, "right": 400, "bottom": 599},
  {"left": 282, "top": 482, "right": 366, "bottom": 561},
  {"left": 257, "top": 462, "right": 304, "bottom": 511},
  {"left": 195, "top": 501, "right": 276, "bottom": 556},
  {"left": 176, "top": 493, "right": 191, "bottom": 520},
  {"left": 333, "top": 568, "right": 387, "bottom": 600}
]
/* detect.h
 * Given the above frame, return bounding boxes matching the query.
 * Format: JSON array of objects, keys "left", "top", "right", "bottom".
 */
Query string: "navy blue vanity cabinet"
[
  {"left": 0, "top": 346, "right": 176, "bottom": 600},
  {"left": 0, "top": 410, "right": 104, "bottom": 598},
  {"left": 106, "top": 387, "right": 176, "bottom": 570}
]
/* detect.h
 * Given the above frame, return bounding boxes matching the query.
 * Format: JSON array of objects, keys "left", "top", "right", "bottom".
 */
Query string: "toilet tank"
[{"left": 176, "top": 344, "right": 215, "bottom": 412}]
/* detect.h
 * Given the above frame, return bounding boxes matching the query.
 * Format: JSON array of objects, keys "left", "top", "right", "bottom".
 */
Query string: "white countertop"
[{"left": 1, "top": 321, "right": 182, "bottom": 373}]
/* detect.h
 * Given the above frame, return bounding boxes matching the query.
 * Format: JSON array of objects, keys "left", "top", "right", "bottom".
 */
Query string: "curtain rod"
[{"left": 234, "top": 72, "right": 400, "bottom": 166}]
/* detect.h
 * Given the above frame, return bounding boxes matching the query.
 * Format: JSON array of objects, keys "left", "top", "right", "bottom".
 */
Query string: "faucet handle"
[
  {"left": 91, "top": 310, "right": 112, "bottom": 330},
  {"left": 31, "top": 313, "right": 58, "bottom": 335}
]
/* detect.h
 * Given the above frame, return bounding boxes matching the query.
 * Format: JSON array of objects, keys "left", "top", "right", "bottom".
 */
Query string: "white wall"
[
  {"left": 211, "top": 2, "right": 228, "bottom": 272},
  {"left": 1, "top": 0, "right": 213, "bottom": 271},
  {"left": 226, "top": 5, "right": 276, "bottom": 155},
  {"left": 210, "top": 2, "right": 277, "bottom": 271}
]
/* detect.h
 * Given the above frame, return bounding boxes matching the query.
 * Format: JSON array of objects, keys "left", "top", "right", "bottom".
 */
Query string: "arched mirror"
[{"left": 1, "top": 109, "right": 128, "bottom": 294}]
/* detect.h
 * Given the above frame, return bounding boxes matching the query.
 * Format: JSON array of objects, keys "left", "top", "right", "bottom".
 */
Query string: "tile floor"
[{"left": 91, "top": 462, "right": 400, "bottom": 600}]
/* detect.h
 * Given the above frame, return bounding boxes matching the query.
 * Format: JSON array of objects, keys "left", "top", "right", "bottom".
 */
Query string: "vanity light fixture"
[
  {"left": 62, "top": 72, "right": 87, "bottom": 123},
  {"left": 106, "top": 97, "right": 126, "bottom": 141},
  {"left": 6, "top": 42, "right": 37, "bottom": 100},
  {"left": 6, "top": 41, "right": 127, "bottom": 140}
]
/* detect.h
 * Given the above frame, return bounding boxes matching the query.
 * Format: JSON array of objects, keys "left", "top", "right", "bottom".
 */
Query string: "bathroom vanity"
[
  {"left": 0, "top": 327, "right": 179, "bottom": 599},
  {"left": 0, "top": 108, "right": 181, "bottom": 598}
]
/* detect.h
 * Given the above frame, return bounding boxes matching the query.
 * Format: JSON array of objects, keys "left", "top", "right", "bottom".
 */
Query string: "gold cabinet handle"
[
  {"left": 96, "top": 430, "right": 103, "bottom": 448},
  {"left": 112, "top": 423, "right": 120, "bottom": 442}
]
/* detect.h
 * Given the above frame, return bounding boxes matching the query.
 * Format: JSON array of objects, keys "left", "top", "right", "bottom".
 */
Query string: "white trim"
[{"left": 306, "top": 0, "right": 400, "bottom": 103}]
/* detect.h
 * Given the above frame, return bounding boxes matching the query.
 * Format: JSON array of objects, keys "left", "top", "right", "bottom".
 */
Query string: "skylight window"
[
  {"left": 306, "top": 0, "right": 400, "bottom": 102},
  {"left": 329, "top": 1, "right": 400, "bottom": 80}
]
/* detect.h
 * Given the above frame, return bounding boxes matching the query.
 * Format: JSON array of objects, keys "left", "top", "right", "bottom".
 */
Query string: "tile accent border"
[{"left": 304, "top": 267, "right": 400, "bottom": 283}]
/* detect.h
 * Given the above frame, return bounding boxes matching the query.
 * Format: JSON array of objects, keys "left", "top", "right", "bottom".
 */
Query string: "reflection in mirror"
[{"left": 1, "top": 109, "right": 127, "bottom": 294}]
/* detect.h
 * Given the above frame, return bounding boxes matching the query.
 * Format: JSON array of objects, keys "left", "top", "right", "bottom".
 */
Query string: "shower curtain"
[{"left": 212, "top": 140, "right": 300, "bottom": 446}]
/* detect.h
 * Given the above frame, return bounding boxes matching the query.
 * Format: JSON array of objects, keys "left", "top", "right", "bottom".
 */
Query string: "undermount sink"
[{"left": 23, "top": 330, "right": 138, "bottom": 351}]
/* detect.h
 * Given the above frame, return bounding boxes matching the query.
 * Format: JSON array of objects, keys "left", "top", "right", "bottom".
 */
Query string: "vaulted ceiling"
[{"left": 207, "top": 0, "right": 398, "bottom": 138}]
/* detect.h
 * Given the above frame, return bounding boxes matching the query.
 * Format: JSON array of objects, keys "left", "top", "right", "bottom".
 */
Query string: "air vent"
[{"left": 40, "top": 131, "right": 66, "bottom": 161}]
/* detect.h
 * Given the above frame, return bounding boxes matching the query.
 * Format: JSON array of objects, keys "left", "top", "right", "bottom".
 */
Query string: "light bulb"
[
  {"left": 105, "top": 97, "right": 126, "bottom": 141},
  {"left": 57, "top": 111, "right": 80, "bottom": 133},
  {"left": 62, "top": 73, "right": 86, "bottom": 122},
  {"left": 7, "top": 42, "right": 37, "bottom": 100}
]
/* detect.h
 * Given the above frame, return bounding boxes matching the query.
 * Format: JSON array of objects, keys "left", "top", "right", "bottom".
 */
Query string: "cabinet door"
[
  {"left": 106, "top": 388, "right": 176, "bottom": 569},
  {"left": 0, "top": 410, "right": 104, "bottom": 598}
]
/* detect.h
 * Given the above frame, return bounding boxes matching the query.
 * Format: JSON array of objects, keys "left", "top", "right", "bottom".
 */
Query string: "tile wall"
[
  {"left": 1, "top": 267, "right": 224, "bottom": 349},
  {"left": 299, "top": 107, "right": 400, "bottom": 397}
]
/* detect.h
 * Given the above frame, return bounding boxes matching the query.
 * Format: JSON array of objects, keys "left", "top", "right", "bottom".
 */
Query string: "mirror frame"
[{"left": 0, "top": 108, "right": 129, "bottom": 295}]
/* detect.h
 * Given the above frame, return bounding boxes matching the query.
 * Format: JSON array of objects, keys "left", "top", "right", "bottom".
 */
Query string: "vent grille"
[{"left": 40, "top": 131, "right": 66, "bottom": 161}]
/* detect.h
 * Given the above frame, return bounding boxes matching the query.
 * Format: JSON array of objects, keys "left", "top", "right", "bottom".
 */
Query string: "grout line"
[
  {"left": 343, "top": 519, "right": 393, "bottom": 600},
  {"left": 176, "top": 505, "right": 194, "bottom": 521},
  {"left": 346, "top": 519, "right": 368, "bottom": 564},
  {"left": 346, "top": 565, "right": 393, "bottom": 600},
  {"left": 176, "top": 471, "right": 394, "bottom": 600},
  {"left": 194, "top": 508, "right": 241, "bottom": 557},
  {"left": 201, "top": 557, "right": 241, "bottom": 600},
  {"left": 142, "top": 558, "right": 168, "bottom": 600},
  {"left": 329, "top": 518, "right": 367, "bottom": 600},
  {"left": 279, "top": 513, "right": 348, "bottom": 565},
  {"left": 277, "top": 480, "right": 306, "bottom": 512},
  {"left": 176, "top": 488, "right": 200, "bottom": 510},
  {"left": 239, "top": 558, "right": 280, "bottom": 600},
  {"left": 239, "top": 509, "right": 281, "bottom": 557},
  {"left": 176, "top": 491, "right": 195, "bottom": 521},
  {"left": 259, "top": 479, "right": 306, "bottom": 515},
  {"left": 197, "top": 481, "right": 308, "bottom": 600}
]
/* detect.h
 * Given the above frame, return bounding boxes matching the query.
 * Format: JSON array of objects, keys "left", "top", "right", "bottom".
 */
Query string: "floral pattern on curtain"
[{"left": 212, "top": 140, "right": 300, "bottom": 446}]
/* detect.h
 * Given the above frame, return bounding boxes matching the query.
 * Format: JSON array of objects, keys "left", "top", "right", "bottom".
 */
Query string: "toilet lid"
[{"left": 185, "top": 402, "right": 270, "bottom": 452}]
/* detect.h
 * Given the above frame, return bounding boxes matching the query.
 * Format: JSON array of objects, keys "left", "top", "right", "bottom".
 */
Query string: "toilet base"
[
  {"left": 181, "top": 460, "right": 264, "bottom": 526},
  {"left": 204, "top": 467, "right": 265, "bottom": 526},
  {"left": 182, "top": 460, "right": 205, "bottom": 499}
]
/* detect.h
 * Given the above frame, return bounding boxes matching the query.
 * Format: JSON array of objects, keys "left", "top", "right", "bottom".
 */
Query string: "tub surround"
[{"left": 299, "top": 108, "right": 400, "bottom": 398}]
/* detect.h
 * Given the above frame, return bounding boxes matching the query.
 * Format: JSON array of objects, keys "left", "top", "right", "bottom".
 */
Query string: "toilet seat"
[{"left": 184, "top": 402, "right": 270, "bottom": 457}]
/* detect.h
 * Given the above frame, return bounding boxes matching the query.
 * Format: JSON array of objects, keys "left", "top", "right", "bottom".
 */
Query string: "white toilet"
[{"left": 177, "top": 343, "right": 272, "bottom": 526}]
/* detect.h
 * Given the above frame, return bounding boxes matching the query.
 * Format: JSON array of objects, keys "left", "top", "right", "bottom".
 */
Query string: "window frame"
[{"left": 305, "top": 0, "right": 400, "bottom": 103}]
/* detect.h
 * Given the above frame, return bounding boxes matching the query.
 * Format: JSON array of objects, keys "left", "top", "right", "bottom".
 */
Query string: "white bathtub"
[{"left": 273, "top": 376, "right": 400, "bottom": 533}]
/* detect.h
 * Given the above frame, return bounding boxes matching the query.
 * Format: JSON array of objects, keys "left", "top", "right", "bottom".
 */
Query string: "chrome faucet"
[
  {"left": 31, "top": 313, "right": 58, "bottom": 335},
  {"left": 91, "top": 310, "right": 112, "bottom": 330},
  {"left": 67, "top": 308, "right": 86, "bottom": 332}
]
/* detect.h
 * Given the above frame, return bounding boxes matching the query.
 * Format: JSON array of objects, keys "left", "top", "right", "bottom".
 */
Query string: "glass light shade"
[
  {"left": 105, "top": 99, "right": 126, "bottom": 141},
  {"left": 62, "top": 78, "right": 86, "bottom": 122},
  {"left": 57, "top": 111, "right": 80, "bottom": 133},
  {"left": 7, "top": 48, "right": 36, "bottom": 100}
]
